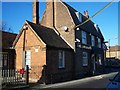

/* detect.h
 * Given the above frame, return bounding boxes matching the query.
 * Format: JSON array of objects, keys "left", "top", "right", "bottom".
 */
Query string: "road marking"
[{"left": 95, "top": 76, "right": 103, "bottom": 80}]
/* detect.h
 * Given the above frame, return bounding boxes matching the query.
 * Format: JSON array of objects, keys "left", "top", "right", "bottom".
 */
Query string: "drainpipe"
[
  {"left": 22, "top": 30, "right": 26, "bottom": 70},
  {"left": 22, "top": 25, "right": 27, "bottom": 70}
]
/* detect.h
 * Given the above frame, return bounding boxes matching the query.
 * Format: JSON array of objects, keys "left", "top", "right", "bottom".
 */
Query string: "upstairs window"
[
  {"left": 82, "top": 31, "right": 87, "bottom": 44},
  {"left": 98, "top": 38, "right": 101, "bottom": 48},
  {"left": 91, "top": 35, "right": 95, "bottom": 46},
  {"left": 58, "top": 50, "right": 65, "bottom": 68},
  {"left": 75, "top": 12, "right": 82, "bottom": 23}
]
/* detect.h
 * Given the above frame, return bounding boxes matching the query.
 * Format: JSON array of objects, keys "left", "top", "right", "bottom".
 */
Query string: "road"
[{"left": 25, "top": 72, "right": 118, "bottom": 89}]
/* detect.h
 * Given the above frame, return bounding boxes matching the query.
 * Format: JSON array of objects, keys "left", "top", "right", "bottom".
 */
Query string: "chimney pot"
[{"left": 84, "top": 10, "right": 89, "bottom": 18}]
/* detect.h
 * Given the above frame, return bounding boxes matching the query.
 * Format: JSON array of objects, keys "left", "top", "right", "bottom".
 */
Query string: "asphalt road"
[{"left": 27, "top": 72, "right": 118, "bottom": 89}]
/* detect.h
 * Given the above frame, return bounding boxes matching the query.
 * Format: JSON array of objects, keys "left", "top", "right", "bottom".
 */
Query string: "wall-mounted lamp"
[
  {"left": 62, "top": 26, "right": 68, "bottom": 32},
  {"left": 23, "top": 25, "right": 28, "bottom": 30},
  {"left": 76, "top": 28, "right": 79, "bottom": 30},
  {"left": 75, "top": 38, "right": 81, "bottom": 43}
]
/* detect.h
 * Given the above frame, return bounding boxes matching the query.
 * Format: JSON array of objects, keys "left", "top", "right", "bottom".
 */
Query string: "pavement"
[
  {"left": 2, "top": 84, "right": 29, "bottom": 90},
  {"left": 30, "top": 72, "right": 118, "bottom": 89},
  {"left": 1, "top": 72, "right": 118, "bottom": 90}
]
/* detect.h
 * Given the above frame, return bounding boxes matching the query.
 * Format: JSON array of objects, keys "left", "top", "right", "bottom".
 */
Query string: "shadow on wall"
[
  {"left": 37, "top": 65, "right": 47, "bottom": 84},
  {"left": 37, "top": 65, "right": 74, "bottom": 84}
]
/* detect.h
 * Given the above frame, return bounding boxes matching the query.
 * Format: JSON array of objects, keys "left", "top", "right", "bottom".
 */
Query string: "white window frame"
[
  {"left": 58, "top": 50, "right": 65, "bottom": 68},
  {"left": 82, "top": 52, "right": 88, "bottom": 66},
  {"left": 82, "top": 31, "right": 87, "bottom": 44},
  {"left": 25, "top": 50, "right": 31, "bottom": 69},
  {"left": 91, "top": 35, "right": 95, "bottom": 46},
  {"left": 98, "top": 38, "right": 101, "bottom": 48}
]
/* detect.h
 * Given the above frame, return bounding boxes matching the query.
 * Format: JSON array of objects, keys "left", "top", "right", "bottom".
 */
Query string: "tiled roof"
[
  {"left": 27, "top": 21, "right": 72, "bottom": 49},
  {"left": 63, "top": 2, "right": 104, "bottom": 39},
  {"left": 80, "top": 16, "right": 104, "bottom": 38},
  {"left": 1, "top": 31, "right": 17, "bottom": 49}
]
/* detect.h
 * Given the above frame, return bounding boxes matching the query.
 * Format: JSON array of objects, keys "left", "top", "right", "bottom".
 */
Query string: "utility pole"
[{"left": 109, "top": 39, "right": 111, "bottom": 58}]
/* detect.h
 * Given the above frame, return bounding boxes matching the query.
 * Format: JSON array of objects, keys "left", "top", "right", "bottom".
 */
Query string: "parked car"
[
  {"left": 105, "top": 57, "right": 120, "bottom": 68},
  {"left": 107, "top": 72, "right": 120, "bottom": 90}
]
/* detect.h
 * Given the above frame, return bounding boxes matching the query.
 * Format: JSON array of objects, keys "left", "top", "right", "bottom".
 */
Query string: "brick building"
[
  {"left": 41, "top": 0, "right": 105, "bottom": 77},
  {"left": 13, "top": 0, "right": 105, "bottom": 83},
  {"left": 0, "top": 31, "right": 17, "bottom": 70},
  {"left": 106, "top": 46, "right": 120, "bottom": 59}
]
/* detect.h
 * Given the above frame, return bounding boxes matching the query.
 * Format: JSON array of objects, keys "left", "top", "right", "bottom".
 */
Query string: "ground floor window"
[
  {"left": 82, "top": 52, "right": 88, "bottom": 66},
  {"left": 25, "top": 50, "right": 31, "bottom": 69},
  {"left": 3, "top": 53, "right": 8, "bottom": 67},
  {"left": 58, "top": 50, "right": 65, "bottom": 68},
  {"left": 98, "top": 54, "right": 102, "bottom": 65},
  {"left": 0, "top": 52, "right": 8, "bottom": 69}
]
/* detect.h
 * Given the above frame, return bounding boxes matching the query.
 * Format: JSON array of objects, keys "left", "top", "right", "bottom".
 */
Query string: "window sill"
[
  {"left": 58, "top": 67, "right": 65, "bottom": 70},
  {"left": 82, "top": 65, "right": 88, "bottom": 67}
]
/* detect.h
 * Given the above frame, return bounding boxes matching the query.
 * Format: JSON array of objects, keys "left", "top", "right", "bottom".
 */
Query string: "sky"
[{"left": 2, "top": 0, "right": 119, "bottom": 46}]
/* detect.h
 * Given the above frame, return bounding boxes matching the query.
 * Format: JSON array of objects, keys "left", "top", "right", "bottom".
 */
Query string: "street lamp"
[{"left": 103, "top": 41, "right": 109, "bottom": 72}]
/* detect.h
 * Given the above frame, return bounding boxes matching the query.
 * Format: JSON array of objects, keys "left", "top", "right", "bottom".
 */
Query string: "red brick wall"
[
  {"left": 41, "top": 2, "right": 54, "bottom": 28},
  {"left": 46, "top": 48, "right": 74, "bottom": 83},
  {"left": 41, "top": 1, "right": 75, "bottom": 49},
  {"left": 15, "top": 24, "right": 46, "bottom": 82}
]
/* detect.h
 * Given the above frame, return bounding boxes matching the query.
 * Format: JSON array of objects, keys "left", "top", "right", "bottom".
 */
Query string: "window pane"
[
  {"left": 91, "top": 35, "right": 95, "bottom": 46},
  {"left": 58, "top": 50, "right": 65, "bottom": 68},
  {"left": 25, "top": 50, "right": 31, "bottom": 69},
  {"left": 82, "top": 31, "right": 87, "bottom": 44},
  {"left": 82, "top": 52, "right": 88, "bottom": 66},
  {"left": 98, "top": 38, "right": 101, "bottom": 48},
  {"left": 98, "top": 54, "right": 102, "bottom": 65},
  {"left": 3, "top": 54, "right": 8, "bottom": 66}
]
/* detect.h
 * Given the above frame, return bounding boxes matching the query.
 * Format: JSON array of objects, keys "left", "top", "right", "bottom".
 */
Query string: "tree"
[{"left": 0, "top": 21, "right": 13, "bottom": 33}]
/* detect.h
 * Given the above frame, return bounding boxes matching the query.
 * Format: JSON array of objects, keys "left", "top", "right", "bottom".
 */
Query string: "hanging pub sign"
[
  {"left": 76, "top": 41, "right": 91, "bottom": 50},
  {"left": 81, "top": 45, "right": 92, "bottom": 50}
]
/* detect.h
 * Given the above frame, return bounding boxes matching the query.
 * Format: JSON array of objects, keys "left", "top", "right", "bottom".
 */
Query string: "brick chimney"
[
  {"left": 32, "top": 0, "right": 39, "bottom": 24},
  {"left": 45, "top": 0, "right": 54, "bottom": 27}
]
